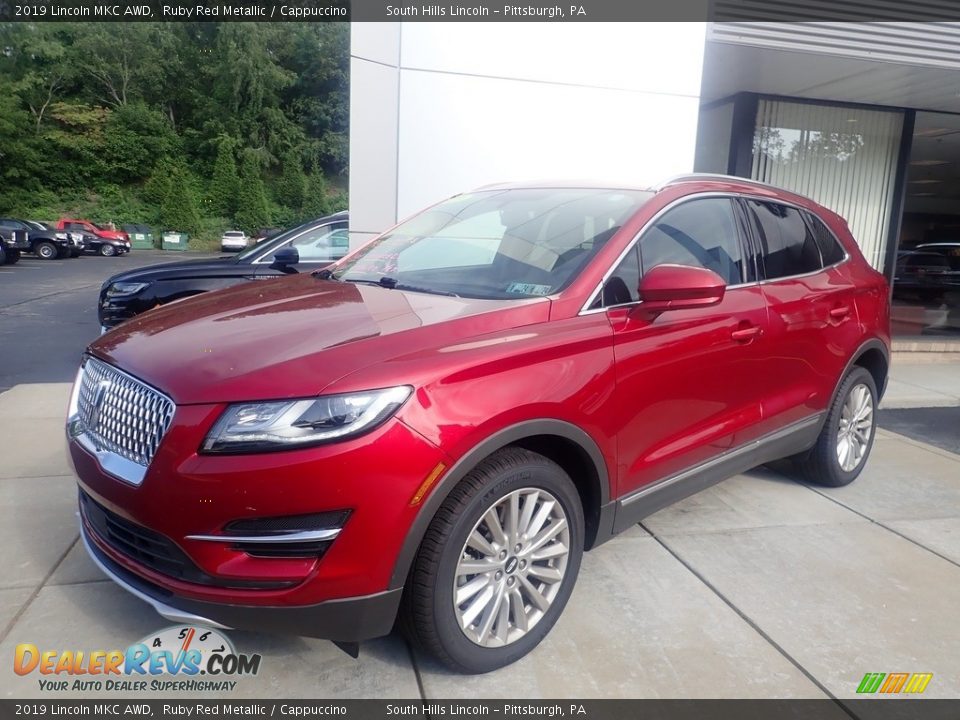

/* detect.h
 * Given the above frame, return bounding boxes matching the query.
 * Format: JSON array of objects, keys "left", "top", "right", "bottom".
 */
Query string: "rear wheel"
[
  {"left": 99, "top": 244, "right": 116, "bottom": 257},
  {"left": 401, "top": 447, "right": 584, "bottom": 673},
  {"left": 35, "top": 241, "right": 58, "bottom": 260},
  {"left": 795, "top": 366, "right": 877, "bottom": 487}
]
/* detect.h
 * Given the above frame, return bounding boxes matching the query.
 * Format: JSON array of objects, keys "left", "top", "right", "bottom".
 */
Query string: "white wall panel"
[
  {"left": 348, "top": 58, "right": 400, "bottom": 237},
  {"left": 396, "top": 69, "right": 700, "bottom": 217},
  {"left": 400, "top": 22, "right": 707, "bottom": 96},
  {"left": 351, "top": 22, "right": 400, "bottom": 66},
  {"left": 350, "top": 22, "right": 708, "bottom": 240}
]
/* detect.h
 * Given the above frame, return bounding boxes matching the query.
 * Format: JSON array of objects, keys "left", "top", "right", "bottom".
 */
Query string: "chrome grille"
[{"left": 76, "top": 358, "right": 174, "bottom": 467}]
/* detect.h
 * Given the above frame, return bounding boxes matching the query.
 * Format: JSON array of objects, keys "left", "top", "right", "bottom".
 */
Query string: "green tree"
[
  {"left": 234, "top": 152, "right": 270, "bottom": 234},
  {"left": 0, "top": 21, "right": 349, "bottom": 234},
  {"left": 208, "top": 138, "right": 240, "bottom": 217},
  {"left": 103, "top": 103, "right": 180, "bottom": 183},
  {"left": 301, "top": 170, "right": 330, "bottom": 218},
  {"left": 158, "top": 162, "right": 201, "bottom": 234},
  {"left": 274, "top": 151, "right": 307, "bottom": 213}
]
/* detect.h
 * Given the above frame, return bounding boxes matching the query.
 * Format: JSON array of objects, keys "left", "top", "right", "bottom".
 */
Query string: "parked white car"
[{"left": 220, "top": 230, "right": 250, "bottom": 252}]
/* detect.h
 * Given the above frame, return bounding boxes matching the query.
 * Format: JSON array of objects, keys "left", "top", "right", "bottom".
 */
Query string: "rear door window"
[
  {"left": 804, "top": 212, "right": 846, "bottom": 267},
  {"left": 744, "top": 200, "right": 822, "bottom": 280}
]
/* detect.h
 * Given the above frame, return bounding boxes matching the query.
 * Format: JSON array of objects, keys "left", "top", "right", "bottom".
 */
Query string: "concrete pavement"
[
  {"left": 880, "top": 358, "right": 960, "bottom": 409},
  {"left": 1, "top": 376, "right": 959, "bottom": 699}
]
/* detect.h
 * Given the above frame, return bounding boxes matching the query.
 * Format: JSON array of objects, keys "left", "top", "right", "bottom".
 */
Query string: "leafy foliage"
[
  {"left": 0, "top": 22, "right": 348, "bottom": 244},
  {"left": 235, "top": 152, "right": 271, "bottom": 235}
]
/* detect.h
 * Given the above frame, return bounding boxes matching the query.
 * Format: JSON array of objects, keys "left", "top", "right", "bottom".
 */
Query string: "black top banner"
[{"left": 4, "top": 0, "right": 960, "bottom": 22}]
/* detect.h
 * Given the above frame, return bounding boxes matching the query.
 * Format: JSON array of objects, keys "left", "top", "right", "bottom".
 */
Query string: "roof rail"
[{"left": 653, "top": 173, "right": 788, "bottom": 193}]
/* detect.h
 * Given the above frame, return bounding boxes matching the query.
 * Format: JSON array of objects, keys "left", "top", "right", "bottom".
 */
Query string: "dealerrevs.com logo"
[{"left": 14, "top": 626, "right": 262, "bottom": 693}]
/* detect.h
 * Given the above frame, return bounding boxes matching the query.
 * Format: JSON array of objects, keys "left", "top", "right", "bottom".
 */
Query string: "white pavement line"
[{"left": 0, "top": 535, "right": 79, "bottom": 646}]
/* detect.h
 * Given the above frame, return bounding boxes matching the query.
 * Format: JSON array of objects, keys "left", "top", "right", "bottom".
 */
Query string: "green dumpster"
[
  {"left": 130, "top": 232, "right": 153, "bottom": 250},
  {"left": 161, "top": 232, "right": 189, "bottom": 251},
  {"left": 124, "top": 224, "right": 155, "bottom": 249}
]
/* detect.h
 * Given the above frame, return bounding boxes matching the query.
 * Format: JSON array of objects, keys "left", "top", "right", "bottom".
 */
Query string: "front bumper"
[
  {"left": 69, "top": 402, "right": 449, "bottom": 615},
  {"left": 81, "top": 524, "right": 402, "bottom": 641}
]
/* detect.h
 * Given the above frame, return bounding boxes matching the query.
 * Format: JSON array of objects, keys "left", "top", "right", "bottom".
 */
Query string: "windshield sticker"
[{"left": 506, "top": 282, "right": 551, "bottom": 296}]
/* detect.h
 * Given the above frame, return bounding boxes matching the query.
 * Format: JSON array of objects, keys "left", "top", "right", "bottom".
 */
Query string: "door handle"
[
  {"left": 731, "top": 325, "right": 761, "bottom": 342},
  {"left": 829, "top": 306, "right": 851, "bottom": 321}
]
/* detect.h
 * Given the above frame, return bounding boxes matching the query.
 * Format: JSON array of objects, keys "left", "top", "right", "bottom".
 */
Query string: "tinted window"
[
  {"left": 592, "top": 245, "right": 641, "bottom": 309},
  {"left": 289, "top": 224, "right": 350, "bottom": 262},
  {"left": 917, "top": 246, "right": 960, "bottom": 271},
  {"left": 804, "top": 212, "right": 846, "bottom": 266},
  {"left": 639, "top": 198, "right": 744, "bottom": 286},
  {"left": 745, "top": 200, "right": 822, "bottom": 280}
]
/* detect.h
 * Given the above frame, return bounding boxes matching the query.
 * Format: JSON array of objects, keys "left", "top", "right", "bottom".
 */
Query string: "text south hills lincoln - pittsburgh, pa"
[{"left": 386, "top": 4, "right": 585, "bottom": 18}]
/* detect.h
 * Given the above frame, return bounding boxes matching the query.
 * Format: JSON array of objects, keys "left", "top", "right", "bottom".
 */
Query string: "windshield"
[{"left": 329, "top": 188, "right": 648, "bottom": 299}]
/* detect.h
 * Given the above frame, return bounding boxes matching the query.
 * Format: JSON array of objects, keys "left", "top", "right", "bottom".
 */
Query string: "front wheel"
[
  {"left": 99, "top": 243, "right": 116, "bottom": 257},
  {"left": 35, "top": 241, "right": 58, "bottom": 260},
  {"left": 5, "top": 249, "right": 20, "bottom": 265},
  {"left": 795, "top": 366, "right": 878, "bottom": 487},
  {"left": 401, "top": 447, "right": 584, "bottom": 673}
]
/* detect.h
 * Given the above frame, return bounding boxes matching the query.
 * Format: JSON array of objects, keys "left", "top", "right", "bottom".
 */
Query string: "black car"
[
  {"left": 24, "top": 220, "right": 85, "bottom": 257},
  {"left": 895, "top": 245, "right": 960, "bottom": 304},
  {"left": 59, "top": 220, "right": 129, "bottom": 256},
  {"left": 99, "top": 211, "right": 349, "bottom": 329},
  {"left": 0, "top": 227, "right": 29, "bottom": 265},
  {"left": 0, "top": 218, "right": 76, "bottom": 260}
]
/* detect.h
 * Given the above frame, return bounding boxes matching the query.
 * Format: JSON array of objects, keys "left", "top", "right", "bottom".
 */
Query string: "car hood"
[
  {"left": 90, "top": 273, "right": 550, "bottom": 404},
  {"left": 103, "top": 257, "right": 243, "bottom": 288},
  {"left": 96, "top": 230, "right": 127, "bottom": 241}
]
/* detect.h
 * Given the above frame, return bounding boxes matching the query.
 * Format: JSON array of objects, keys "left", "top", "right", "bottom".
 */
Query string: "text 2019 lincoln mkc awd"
[{"left": 67, "top": 175, "right": 890, "bottom": 673}]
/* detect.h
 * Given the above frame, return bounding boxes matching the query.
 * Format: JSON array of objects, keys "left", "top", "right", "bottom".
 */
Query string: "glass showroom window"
[{"left": 751, "top": 99, "right": 903, "bottom": 271}]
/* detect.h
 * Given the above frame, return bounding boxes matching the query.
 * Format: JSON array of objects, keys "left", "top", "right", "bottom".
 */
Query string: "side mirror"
[
  {"left": 638, "top": 264, "right": 726, "bottom": 313},
  {"left": 271, "top": 246, "right": 300, "bottom": 271}
]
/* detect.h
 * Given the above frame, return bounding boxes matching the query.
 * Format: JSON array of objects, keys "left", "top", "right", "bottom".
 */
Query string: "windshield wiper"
[
  {"left": 340, "top": 275, "right": 459, "bottom": 297},
  {"left": 390, "top": 282, "right": 460, "bottom": 298}
]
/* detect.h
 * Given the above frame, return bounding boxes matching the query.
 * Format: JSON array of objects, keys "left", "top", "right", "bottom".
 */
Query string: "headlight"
[
  {"left": 55, "top": 232, "right": 69, "bottom": 240},
  {"left": 106, "top": 282, "right": 148, "bottom": 297},
  {"left": 201, "top": 386, "right": 413, "bottom": 453}
]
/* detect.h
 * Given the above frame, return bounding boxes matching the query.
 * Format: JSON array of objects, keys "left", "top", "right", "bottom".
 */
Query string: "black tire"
[
  {"left": 794, "top": 366, "right": 878, "bottom": 487},
  {"left": 35, "top": 241, "right": 58, "bottom": 260},
  {"left": 5, "top": 249, "right": 20, "bottom": 265},
  {"left": 70, "top": 248, "right": 82, "bottom": 258},
  {"left": 400, "top": 447, "right": 584, "bottom": 674},
  {"left": 57, "top": 245, "right": 71, "bottom": 259},
  {"left": 99, "top": 243, "right": 117, "bottom": 257},
  {"left": 0, "top": 246, "right": 5, "bottom": 265}
]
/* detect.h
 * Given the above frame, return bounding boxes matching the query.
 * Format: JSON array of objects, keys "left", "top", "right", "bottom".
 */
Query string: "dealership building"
[{"left": 349, "top": 20, "right": 960, "bottom": 346}]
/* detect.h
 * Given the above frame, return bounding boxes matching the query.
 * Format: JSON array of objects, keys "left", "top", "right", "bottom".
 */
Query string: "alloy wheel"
[
  {"left": 453, "top": 487, "right": 570, "bottom": 648},
  {"left": 836, "top": 382, "right": 873, "bottom": 472}
]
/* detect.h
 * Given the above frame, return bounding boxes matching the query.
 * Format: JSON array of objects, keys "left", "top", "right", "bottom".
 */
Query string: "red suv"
[{"left": 67, "top": 176, "right": 889, "bottom": 673}]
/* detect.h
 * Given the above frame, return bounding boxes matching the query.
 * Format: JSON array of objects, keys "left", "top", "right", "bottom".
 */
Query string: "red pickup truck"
[{"left": 56, "top": 219, "right": 131, "bottom": 256}]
